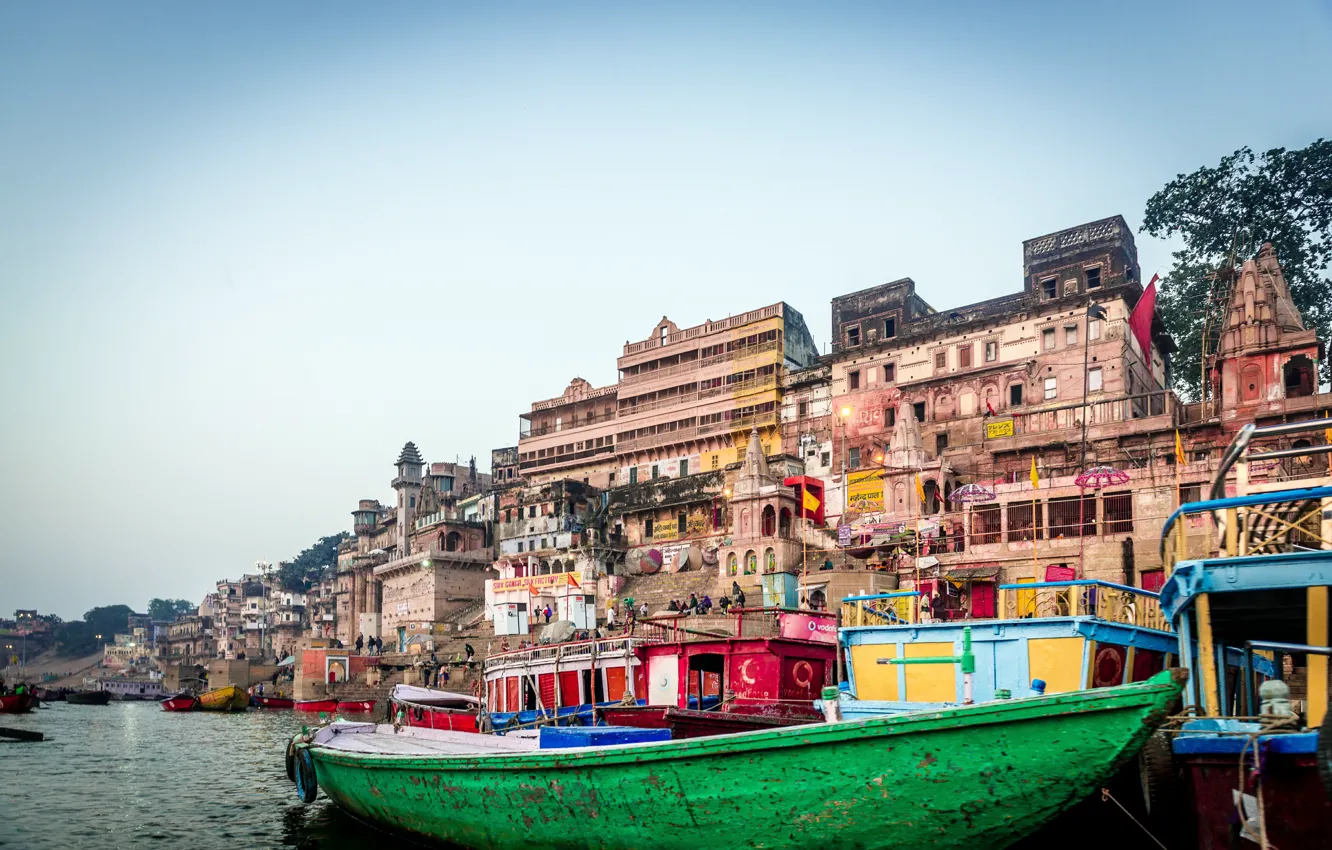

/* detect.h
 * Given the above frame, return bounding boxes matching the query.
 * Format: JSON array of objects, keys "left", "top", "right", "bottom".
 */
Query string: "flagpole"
[
  {"left": 914, "top": 475, "right": 922, "bottom": 623},
  {"left": 802, "top": 489, "right": 809, "bottom": 608}
]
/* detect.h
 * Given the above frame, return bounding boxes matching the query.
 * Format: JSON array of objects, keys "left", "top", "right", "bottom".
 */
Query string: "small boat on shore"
[
  {"left": 389, "top": 685, "right": 481, "bottom": 733},
  {"left": 0, "top": 692, "right": 37, "bottom": 714},
  {"left": 66, "top": 690, "right": 112, "bottom": 706},
  {"left": 253, "top": 694, "right": 295, "bottom": 709},
  {"left": 161, "top": 693, "right": 198, "bottom": 712},
  {"left": 291, "top": 669, "right": 1186, "bottom": 849},
  {"left": 335, "top": 700, "right": 375, "bottom": 713},
  {"left": 34, "top": 687, "right": 66, "bottom": 702},
  {"left": 294, "top": 698, "right": 338, "bottom": 713},
  {"left": 198, "top": 685, "right": 249, "bottom": 712}
]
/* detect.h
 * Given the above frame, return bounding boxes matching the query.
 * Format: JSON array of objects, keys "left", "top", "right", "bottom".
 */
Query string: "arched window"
[
  {"left": 779, "top": 508, "right": 792, "bottom": 537},
  {"left": 744, "top": 550, "right": 757, "bottom": 574},
  {"left": 445, "top": 531, "right": 462, "bottom": 552},
  {"left": 727, "top": 553, "right": 738, "bottom": 576},
  {"left": 923, "top": 479, "right": 942, "bottom": 514},
  {"left": 761, "top": 505, "right": 777, "bottom": 536},
  {"left": 764, "top": 548, "right": 776, "bottom": 573}
]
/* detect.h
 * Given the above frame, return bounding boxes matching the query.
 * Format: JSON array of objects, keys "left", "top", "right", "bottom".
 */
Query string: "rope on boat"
[
  {"left": 1098, "top": 788, "right": 1168, "bottom": 850},
  {"left": 1234, "top": 715, "right": 1298, "bottom": 850}
]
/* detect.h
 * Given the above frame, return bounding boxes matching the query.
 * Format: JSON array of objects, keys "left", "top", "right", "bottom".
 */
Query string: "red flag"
[{"left": 1129, "top": 274, "right": 1158, "bottom": 358}]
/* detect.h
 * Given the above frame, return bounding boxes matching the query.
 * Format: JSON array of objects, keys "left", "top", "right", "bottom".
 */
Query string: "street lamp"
[
  {"left": 839, "top": 406, "right": 854, "bottom": 526},
  {"left": 1079, "top": 303, "right": 1109, "bottom": 474}
]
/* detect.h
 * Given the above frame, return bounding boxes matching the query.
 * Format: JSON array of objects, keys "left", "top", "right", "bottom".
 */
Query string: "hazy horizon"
[{"left": 3, "top": 2, "right": 1329, "bottom": 620}]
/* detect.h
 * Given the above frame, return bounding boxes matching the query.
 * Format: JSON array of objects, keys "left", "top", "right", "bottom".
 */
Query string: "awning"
[
  {"left": 942, "top": 566, "right": 1000, "bottom": 580},
  {"left": 277, "top": 655, "right": 296, "bottom": 667}
]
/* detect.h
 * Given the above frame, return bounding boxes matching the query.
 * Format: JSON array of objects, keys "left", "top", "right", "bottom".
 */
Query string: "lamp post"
[
  {"left": 1079, "top": 303, "right": 1109, "bottom": 474},
  {"left": 838, "top": 406, "right": 853, "bottom": 528}
]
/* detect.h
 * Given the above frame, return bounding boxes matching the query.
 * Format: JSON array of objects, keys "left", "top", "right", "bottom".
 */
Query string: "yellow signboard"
[
  {"left": 985, "top": 419, "right": 1015, "bottom": 439},
  {"left": 491, "top": 572, "right": 582, "bottom": 593},
  {"left": 847, "top": 469, "right": 885, "bottom": 512}
]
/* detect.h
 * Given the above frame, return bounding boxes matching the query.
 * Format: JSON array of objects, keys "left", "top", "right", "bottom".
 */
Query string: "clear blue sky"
[{"left": 2, "top": 2, "right": 1329, "bottom": 619}]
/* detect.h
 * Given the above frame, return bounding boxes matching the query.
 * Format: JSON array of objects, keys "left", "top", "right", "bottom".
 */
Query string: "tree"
[
  {"left": 147, "top": 598, "right": 196, "bottom": 621},
  {"left": 55, "top": 604, "right": 135, "bottom": 656},
  {"left": 1142, "top": 140, "right": 1332, "bottom": 400},
  {"left": 278, "top": 531, "right": 351, "bottom": 592}
]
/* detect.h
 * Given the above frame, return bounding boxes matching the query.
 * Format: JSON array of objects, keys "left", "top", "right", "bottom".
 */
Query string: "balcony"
[
  {"left": 520, "top": 412, "right": 616, "bottom": 439},
  {"left": 518, "top": 442, "right": 614, "bottom": 471}
]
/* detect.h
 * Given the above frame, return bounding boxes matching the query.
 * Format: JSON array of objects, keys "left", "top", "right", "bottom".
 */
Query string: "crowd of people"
[{"left": 354, "top": 633, "right": 383, "bottom": 655}]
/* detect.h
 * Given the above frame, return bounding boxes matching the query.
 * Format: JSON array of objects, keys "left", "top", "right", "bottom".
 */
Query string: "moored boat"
[
  {"left": 34, "top": 687, "right": 66, "bottom": 702},
  {"left": 161, "top": 693, "right": 198, "bottom": 712},
  {"left": 292, "top": 669, "right": 1186, "bottom": 850},
  {"left": 197, "top": 684, "right": 249, "bottom": 712},
  {"left": 389, "top": 685, "right": 481, "bottom": 733},
  {"left": 335, "top": 700, "right": 375, "bottom": 713},
  {"left": 294, "top": 698, "right": 338, "bottom": 713},
  {"left": 0, "top": 692, "right": 38, "bottom": 713},
  {"left": 253, "top": 695, "right": 295, "bottom": 709},
  {"left": 66, "top": 690, "right": 112, "bottom": 706}
]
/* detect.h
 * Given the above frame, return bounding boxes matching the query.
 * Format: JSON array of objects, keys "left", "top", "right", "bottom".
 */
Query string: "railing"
[
  {"left": 622, "top": 304, "right": 782, "bottom": 355},
  {"left": 699, "top": 339, "right": 780, "bottom": 368},
  {"left": 518, "top": 443, "right": 614, "bottom": 470},
  {"left": 841, "top": 591, "right": 921, "bottom": 626},
  {"left": 484, "top": 636, "right": 648, "bottom": 672},
  {"left": 619, "top": 359, "right": 701, "bottom": 386},
  {"left": 996, "top": 580, "right": 1169, "bottom": 632},
  {"left": 615, "top": 424, "right": 701, "bottom": 453},
  {"left": 520, "top": 413, "right": 617, "bottom": 439},
  {"left": 1007, "top": 391, "right": 1178, "bottom": 438},
  {"left": 697, "top": 410, "right": 778, "bottom": 436},
  {"left": 698, "top": 372, "right": 777, "bottom": 400},
  {"left": 1161, "top": 485, "right": 1332, "bottom": 572}
]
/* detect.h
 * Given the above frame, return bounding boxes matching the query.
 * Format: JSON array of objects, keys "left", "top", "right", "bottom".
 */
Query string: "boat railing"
[
  {"left": 484, "top": 636, "right": 648, "bottom": 673},
  {"left": 994, "top": 580, "right": 1170, "bottom": 632},
  {"left": 1208, "top": 417, "right": 1332, "bottom": 501},
  {"left": 841, "top": 591, "right": 921, "bottom": 626},
  {"left": 1160, "top": 485, "right": 1332, "bottom": 571}
]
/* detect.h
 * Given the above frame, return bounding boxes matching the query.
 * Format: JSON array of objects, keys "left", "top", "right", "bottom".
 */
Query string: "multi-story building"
[
  {"left": 516, "top": 304, "right": 819, "bottom": 490},
  {"left": 155, "top": 615, "right": 214, "bottom": 667}
]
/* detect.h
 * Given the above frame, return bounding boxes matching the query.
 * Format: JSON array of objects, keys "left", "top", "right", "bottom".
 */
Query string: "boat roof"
[
  {"left": 1159, "top": 550, "right": 1332, "bottom": 644},
  {"left": 1158, "top": 485, "right": 1332, "bottom": 558}
]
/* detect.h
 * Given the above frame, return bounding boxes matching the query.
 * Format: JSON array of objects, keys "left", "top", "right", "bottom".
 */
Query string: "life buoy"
[
  {"left": 284, "top": 739, "right": 297, "bottom": 782},
  {"left": 295, "top": 748, "right": 318, "bottom": 804},
  {"left": 792, "top": 660, "right": 815, "bottom": 689},
  {"left": 1093, "top": 647, "right": 1124, "bottom": 688}
]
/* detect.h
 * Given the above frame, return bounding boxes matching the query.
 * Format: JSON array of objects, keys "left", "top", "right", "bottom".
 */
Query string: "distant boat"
[
  {"left": 0, "top": 692, "right": 37, "bottom": 713},
  {"left": 253, "top": 695, "right": 295, "bottom": 709},
  {"left": 161, "top": 693, "right": 198, "bottom": 712},
  {"left": 34, "top": 687, "right": 66, "bottom": 702},
  {"left": 66, "top": 690, "right": 112, "bottom": 706},
  {"left": 294, "top": 698, "right": 338, "bottom": 713},
  {"left": 198, "top": 685, "right": 249, "bottom": 712}
]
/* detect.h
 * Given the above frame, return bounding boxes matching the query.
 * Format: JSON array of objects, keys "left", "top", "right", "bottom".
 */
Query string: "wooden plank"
[{"left": 0, "top": 726, "right": 43, "bottom": 742}]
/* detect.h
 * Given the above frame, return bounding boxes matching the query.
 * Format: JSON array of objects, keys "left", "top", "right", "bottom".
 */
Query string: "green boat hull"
[{"left": 304, "top": 670, "right": 1185, "bottom": 850}]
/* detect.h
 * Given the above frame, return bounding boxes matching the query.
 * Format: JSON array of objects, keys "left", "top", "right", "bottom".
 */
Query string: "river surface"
[{"left": 1, "top": 700, "right": 433, "bottom": 850}]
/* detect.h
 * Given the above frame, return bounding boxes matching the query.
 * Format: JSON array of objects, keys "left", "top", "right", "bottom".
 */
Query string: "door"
[
  {"left": 605, "top": 666, "right": 629, "bottom": 702},
  {"left": 1140, "top": 570, "right": 1165, "bottom": 593},
  {"left": 647, "top": 655, "right": 678, "bottom": 707},
  {"left": 558, "top": 671, "right": 580, "bottom": 707},
  {"left": 396, "top": 627, "right": 406, "bottom": 652},
  {"left": 1016, "top": 578, "right": 1036, "bottom": 618},
  {"left": 971, "top": 582, "right": 996, "bottom": 618}
]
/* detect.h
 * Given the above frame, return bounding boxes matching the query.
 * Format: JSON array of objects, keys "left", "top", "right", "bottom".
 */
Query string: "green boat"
[{"left": 291, "top": 669, "right": 1185, "bottom": 850}]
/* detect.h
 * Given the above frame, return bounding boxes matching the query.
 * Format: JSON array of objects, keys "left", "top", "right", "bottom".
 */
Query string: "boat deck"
[{"left": 313, "top": 722, "right": 537, "bottom": 756}]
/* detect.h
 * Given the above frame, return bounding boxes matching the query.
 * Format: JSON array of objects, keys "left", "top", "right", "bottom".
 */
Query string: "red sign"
[
  {"left": 779, "top": 612, "right": 838, "bottom": 644},
  {"left": 1044, "top": 565, "right": 1076, "bottom": 582}
]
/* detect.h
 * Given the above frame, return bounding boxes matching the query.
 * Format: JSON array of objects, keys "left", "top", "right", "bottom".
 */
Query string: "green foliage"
[
  {"left": 278, "top": 531, "right": 351, "bottom": 592},
  {"left": 1142, "top": 140, "right": 1332, "bottom": 400},
  {"left": 55, "top": 604, "right": 135, "bottom": 656},
  {"left": 147, "top": 598, "right": 196, "bottom": 622}
]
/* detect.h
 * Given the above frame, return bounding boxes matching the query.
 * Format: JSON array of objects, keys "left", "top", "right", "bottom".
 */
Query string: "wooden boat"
[
  {"left": 34, "top": 687, "right": 66, "bottom": 702},
  {"left": 0, "top": 692, "right": 37, "bottom": 713},
  {"left": 660, "top": 705, "right": 812, "bottom": 737},
  {"left": 335, "top": 699, "right": 376, "bottom": 713},
  {"left": 294, "top": 698, "right": 338, "bottom": 713},
  {"left": 293, "top": 669, "right": 1186, "bottom": 850},
  {"left": 197, "top": 684, "right": 249, "bottom": 712},
  {"left": 161, "top": 693, "right": 198, "bottom": 712},
  {"left": 389, "top": 685, "right": 480, "bottom": 733},
  {"left": 253, "top": 695, "right": 295, "bottom": 709},
  {"left": 66, "top": 689, "right": 112, "bottom": 705}
]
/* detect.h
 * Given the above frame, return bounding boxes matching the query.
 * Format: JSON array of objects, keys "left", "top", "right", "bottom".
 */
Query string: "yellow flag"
[
  {"left": 1325, "top": 427, "right": 1332, "bottom": 445},
  {"left": 1029, "top": 456, "right": 1039, "bottom": 489},
  {"left": 802, "top": 487, "right": 820, "bottom": 512},
  {"left": 914, "top": 474, "right": 925, "bottom": 503},
  {"left": 1174, "top": 430, "right": 1186, "bottom": 465}
]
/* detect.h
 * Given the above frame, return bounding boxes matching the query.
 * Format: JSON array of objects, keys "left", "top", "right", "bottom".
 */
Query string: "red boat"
[
  {"left": 252, "top": 695, "right": 295, "bottom": 709},
  {"left": 335, "top": 699, "right": 375, "bottom": 713},
  {"left": 0, "top": 692, "right": 37, "bottom": 714},
  {"left": 160, "top": 694, "right": 198, "bottom": 712},
  {"left": 389, "top": 685, "right": 480, "bottom": 733},
  {"left": 294, "top": 699, "right": 338, "bottom": 713}
]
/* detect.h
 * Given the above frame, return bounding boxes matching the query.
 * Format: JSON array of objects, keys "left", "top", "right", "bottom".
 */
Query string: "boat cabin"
[{"left": 483, "top": 635, "right": 647, "bottom": 726}]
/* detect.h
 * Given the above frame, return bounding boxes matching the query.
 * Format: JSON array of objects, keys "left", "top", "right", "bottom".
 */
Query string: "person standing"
[
  {"left": 607, "top": 605, "right": 616, "bottom": 628},
  {"left": 355, "top": 633, "right": 364, "bottom": 654},
  {"left": 464, "top": 643, "right": 475, "bottom": 665}
]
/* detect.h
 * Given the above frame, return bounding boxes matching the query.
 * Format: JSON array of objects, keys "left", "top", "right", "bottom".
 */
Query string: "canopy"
[{"left": 277, "top": 656, "right": 296, "bottom": 667}]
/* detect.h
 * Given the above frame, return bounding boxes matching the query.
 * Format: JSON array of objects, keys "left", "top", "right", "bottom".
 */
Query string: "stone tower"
[{"left": 392, "top": 441, "right": 425, "bottom": 556}]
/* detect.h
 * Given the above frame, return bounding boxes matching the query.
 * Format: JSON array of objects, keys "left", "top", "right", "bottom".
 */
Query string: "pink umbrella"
[{"left": 1075, "top": 465, "right": 1129, "bottom": 489}]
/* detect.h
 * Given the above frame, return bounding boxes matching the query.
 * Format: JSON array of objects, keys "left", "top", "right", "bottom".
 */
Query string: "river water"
[{"left": 1, "top": 700, "right": 431, "bottom": 850}]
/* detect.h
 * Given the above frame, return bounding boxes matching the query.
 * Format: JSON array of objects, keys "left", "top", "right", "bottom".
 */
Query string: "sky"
[{"left": 2, "top": 2, "right": 1329, "bottom": 620}]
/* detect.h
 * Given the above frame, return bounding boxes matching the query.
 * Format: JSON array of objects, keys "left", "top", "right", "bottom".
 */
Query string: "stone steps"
[{"left": 616, "top": 570, "right": 727, "bottom": 617}]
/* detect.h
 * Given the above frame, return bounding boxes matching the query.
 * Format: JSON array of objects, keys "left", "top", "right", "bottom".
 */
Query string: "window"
[
  {"left": 883, "top": 362, "right": 895, "bottom": 382},
  {"left": 644, "top": 518, "right": 654, "bottom": 539},
  {"left": 1007, "top": 502, "right": 1042, "bottom": 541},
  {"left": 913, "top": 401, "right": 926, "bottom": 423},
  {"left": 409, "top": 496, "right": 415, "bottom": 508},
  {"left": 972, "top": 504, "right": 1001, "bottom": 545},
  {"left": 846, "top": 327, "right": 860, "bottom": 346},
  {"left": 727, "top": 553, "right": 738, "bottom": 576},
  {"left": 985, "top": 341, "right": 998, "bottom": 362},
  {"left": 849, "top": 370, "right": 860, "bottom": 390},
  {"left": 529, "top": 505, "right": 536, "bottom": 518},
  {"left": 1041, "top": 277, "right": 1057, "bottom": 300},
  {"left": 517, "top": 541, "right": 524, "bottom": 553},
  {"left": 651, "top": 464, "right": 659, "bottom": 480},
  {"left": 629, "top": 467, "right": 638, "bottom": 485},
  {"left": 848, "top": 447, "right": 861, "bottom": 469},
  {"left": 1048, "top": 495, "right": 1096, "bottom": 538},
  {"left": 1089, "top": 319, "right": 1102, "bottom": 341},
  {"left": 934, "top": 351, "right": 947, "bottom": 371},
  {"left": 1103, "top": 492, "right": 1133, "bottom": 534},
  {"left": 1180, "top": 483, "right": 1202, "bottom": 504},
  {"left": 797, "top": 400, "right": 809, "bottom": 418},
  {"left": 884, "top": 318, "right": 896, "bottom": 338},
  {"left": 678, "top": 512, "right": 687, "bottom": 535},
  {"left": 745, "top": 551, "right": 757, "bottom": 574},
  {"left": 680, "top": 459, "right": 688, "bottom": 476},
  {"left": 936, "top": 433, "right": 948, "bottom": 453},
  {"left": 1010, "top": 384, "right": 1023, "bottom": 406},
  {"left": 885, "top": 407, "right": 896, "bottom": 427},
  {"left": 1044, "top": 377, "right": 1057, "bottom": 400},
  {"left": 1042, "top": 329, "right": 1056, "bottom": 350},
  {"left": 1088, "top": 367, "right": 1103, "bottom": 392},
  {"left": 958, "top": 345, "right": 972, "bottom": 368},
  {"left": 713, "top": 505, "right": 723, "bottom": 529},
  {"left": 1065, "top": 325, "right": 1078, "bottom": 346},
  {"left": 555, "top": 417, "right": 562, "bottom": 432},
  {"left": 1086, "top": 267, "right": 1101, "bottom": 289}
]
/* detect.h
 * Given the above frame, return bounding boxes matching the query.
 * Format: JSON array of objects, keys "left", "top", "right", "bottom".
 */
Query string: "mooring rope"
[{"left": 1099, "top": 788, "right": 1169, "bottom": 850}]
